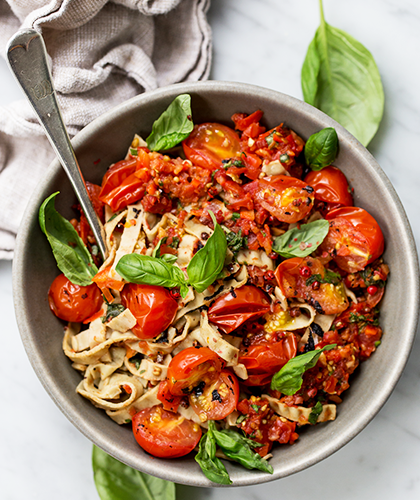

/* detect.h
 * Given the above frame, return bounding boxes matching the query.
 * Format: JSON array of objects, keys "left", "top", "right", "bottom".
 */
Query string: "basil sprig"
[
  {"left": 195, "top": 421, "right": 272, "bottom": 485},
  {"left": 116, "top": 212, "right": 226, "bottom": 297},
  {"left": 305, "top": 269, "right": 341, "bottom": 286},
  {"left": 195, "top": 423, "right": 232, "bottom": 485},
  {"left": 39, "top": 192, "right": 98, "bottom": 286},
  {"left": 152, "top": 237, "right": 177, "bottom": 264},
  {"left": 308, "top": 401, "right": 323, "bottom": 425},
  {"left": 272, "top": 219, "right": 329, "bottom": 259},
  {"left": 146, "top": 94, "right": 194, "bottom": 151},
  {"left": 304, "top": 128, "right": 338, "bottom": 171},
  {"left": 92, "top": 445, "right": 175, "bottom": 500},
  {"left": 271, "top": 344, "right": 337, "bottom": 395},
  {"left": 301, "top": 0, "right": 384, "bottom": 146}
]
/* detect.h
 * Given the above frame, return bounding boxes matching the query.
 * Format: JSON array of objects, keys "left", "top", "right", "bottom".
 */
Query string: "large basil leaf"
[
  {"left": 92, "top": 445, "right": 175, "bottom": 500},
  {"left": 212, "top": 426, "right": 273, "bottom": 474},
  {"left": 146, "top": 94, "right": 194, "bottom": 151},
  {"left": 195, "top": 425, "right": 232, "bottom": 485},
  {"left": 272, "top": 219, "right": 329, "bottom": 259},
  {"left": 304, "top": 128, "right": 338, "bottom": 171},
  {"left": 116, "top": 254, "right": 188, "bottom": 295},
  {"left": 271, "top": 344, "right": 337, "bottom": 395},
  {"left": 39, "top": 192, "right": 98, "bottom": 286},
  {"left": 301, "top": 0, "right": 384, "bottom": 146},
  {"left": 187, "top": 212, "right": 227, "bottom": 293}
]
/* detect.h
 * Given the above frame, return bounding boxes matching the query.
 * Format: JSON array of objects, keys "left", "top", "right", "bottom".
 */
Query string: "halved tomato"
[
  {"left": 244, "top": 175, "right": 314, "bottom": 223},
  {"left": 166, "top": 347, "right": 224, "bottom": 396},
  {"left": 157, "top": 380, "right": 183, "bottom": 413},
  {"left": 239, "top": 333, "right": 297, "bottom": 386},
  {"left": 274, "top": 257, "right": 349, "bottom": 315},
  {"left": 189, "top": 370, "right": 239, "bottom": 421},
  {"left": 208, "top": 285, "right": 271, "bottom": 334},
  {"left": 321, "top": 207, "right": 384, "bottom": 273},
  {"left": 183, "top": 122, "right": 241, "bottom": 170},
  {"left": 132, "top": 405, "right": 201, "bottom": 458},
  {"left": 304, "top": 166, "right": 353, "bottom": 208}
]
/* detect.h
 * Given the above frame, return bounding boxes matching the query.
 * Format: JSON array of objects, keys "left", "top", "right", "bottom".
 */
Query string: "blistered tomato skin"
[
  {"left": 132, "top": 405, "right": 202, "bottom": 458},
  {"left": 120, "top": 284, "right": 178, "bottom": 339},
  {"left": 305, "top": 166, "right": 353, "bottom": 207},
  {"left": 48, "top": 273, "right": 103, "bottom": 323}
]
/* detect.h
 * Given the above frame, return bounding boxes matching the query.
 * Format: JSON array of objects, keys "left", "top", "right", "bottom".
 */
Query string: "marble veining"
[{"left": 2, "top": 0, "right": 420, "bottom": 498}]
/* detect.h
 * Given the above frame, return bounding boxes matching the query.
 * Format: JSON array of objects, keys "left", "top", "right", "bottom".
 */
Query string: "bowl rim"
[{"left": 13, "top": 80, "right": 420, "bottom": 487}]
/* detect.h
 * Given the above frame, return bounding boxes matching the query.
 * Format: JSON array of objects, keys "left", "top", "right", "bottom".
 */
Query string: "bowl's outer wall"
[{"left": 13, "top": 81, "right": 419, "bottom": 487}]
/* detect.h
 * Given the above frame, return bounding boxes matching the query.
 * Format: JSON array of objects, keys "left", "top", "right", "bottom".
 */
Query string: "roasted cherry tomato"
[
  {"left": 132, "top": 405, "right": 201, "bottom": 458},
  {"left": 157, "top": 380, "right": 183, "bottom": 413},
  {"left": 183, "top": 122, "right": 241, "bottom": 170},
  {"left": 244, "top": 175, "right": 314, "bottom": 223},
  {"left": 239, "top": 333, "right": 297, "bottom": 386},
  {"left": 304, "top": 166, "right": 353, "bottom": 209},
  {"left": 48, "top": 273, "right": 102, "bottom": 322},
  {"left": 99, "top": 158, "right": 149, "bottom": 212},
  {"left": 208, "top": 285, "right": 271, "bottom": 334},
  {"left": 321, "top": 207, "right": 384, "bottom": 273},
  {"left": 274, "top": 257, "right": 349, "bottom": 315},
  {"left": 189, "top": 370, "right": 239, "bottom": 421},
  {"left": 120, "top": 284, "right": 178, "bottom": 339},
  {"left": 167, "top": 347, "right": 224, "bottom": 396}
]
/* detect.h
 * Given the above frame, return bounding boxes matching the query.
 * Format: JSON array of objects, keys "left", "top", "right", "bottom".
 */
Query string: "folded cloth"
[{"left": 0, "top": 0, "right": 212, "bottom": 259}]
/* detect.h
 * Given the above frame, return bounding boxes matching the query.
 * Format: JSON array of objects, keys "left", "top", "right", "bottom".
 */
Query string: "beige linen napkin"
[{"left": 0, "top": 0, "right": 212, "bottom": 259}]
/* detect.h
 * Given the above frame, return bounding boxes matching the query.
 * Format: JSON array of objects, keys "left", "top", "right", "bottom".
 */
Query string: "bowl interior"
[{"left": 13, "top": 81, "right": 419, "bottom": 487}]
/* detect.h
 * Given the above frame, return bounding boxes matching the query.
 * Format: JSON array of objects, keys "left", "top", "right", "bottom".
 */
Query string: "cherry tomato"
[
  {"left": 48, "top": 273, "right": 103, "bottom": 322},
  {"left": 208, "top": 285, "right": 271, "bottom": 334},
  {"left": 183, "top": 122, "right": 241, "bottom": 170},
  {"left": 322, "top": 207, "right": 384, "bottom": 273},
  {"left": 274, "top": 257, "right": 349, "bottom": 315},
  {"left": 167, "top": 347, "right": 224, "bottom": 396},
  {"left": 244, "top": 175, "right": 314, "bottom": 223},
  {"left": 239, "top": 333, "right": 297, "bottom": 386},
  {"left": 304, "top": 166, "right": 353, "bottom": 208},
  {"left": 132, "top": 405, "right": 201, "bottom": 458},
  {"left": 189, "top": 370, "right": 239, "bottom": 421},
  {"left": 92, "top": 266, "right": 125, "bottom": 303},
  {"left": 157, "top": 380, "right": 183, "bottom": 413},
  {"left": 120, "top": 284, "right": 178, "bottom": 339},
  {"left": 99, "top": 158, "right": 149, "bottom": 212}
]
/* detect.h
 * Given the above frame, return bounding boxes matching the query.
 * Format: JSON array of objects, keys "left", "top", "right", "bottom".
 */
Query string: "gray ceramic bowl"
[{"left": 13, "top": 81, "right": 419, "bottom": 487}]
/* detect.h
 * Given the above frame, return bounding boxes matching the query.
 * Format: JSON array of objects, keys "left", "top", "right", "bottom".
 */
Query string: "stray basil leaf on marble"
[
  {"left": 146, "top": 94, "right": 194, "bottom": 151},
  {"left": 271, "top": 344, "right": 337, "bottom": 395},
  {"left": 272, "top": 219, "right": 329, "bottom": 258},
  {"left": 39, "top": 192, "right": 98, "bottom": 286},
  {"left": 304, "top": 128, "right": 338, "bottom": 171},
  {"left": 301, "top": 0, "right": 384, "bottom": 146},
  {"left": 92, "top": 445, "right": 175, "bottom": 500}
]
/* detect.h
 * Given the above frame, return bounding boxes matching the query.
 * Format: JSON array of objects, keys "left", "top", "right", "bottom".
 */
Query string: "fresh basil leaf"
[
  {"left": 92, "top": 445, "right": 175, "bottom": 500},
  {"left": 301, "top": 1, "right": 384, "bottom": 146},
  {"left": 116, "top": 254, "right": 187, "bottom": 290},
  {"left": 161, "top": 254, "right": 177, "bottom": 264},
  {"left": 272, "top": 219, "right": 329, "bottom": 258},
  {"left": 271, "top": 344, "right": 337, "bottom": 395},
  {"left": 212, "top": 427, "right": 273, "bottom": 474},
  {"left": 195, "top": 424, "right": 232, "bottom": 485},
  {"left": 103, "top": 303, "right": 125, "bottom": 323},
  {"left": 308, "top": 401, "right": 323, "bottom": 425},
  {"left": 146, "top": 94, "right": 194, "bottom": 151},
  {"left": 39, "top": 192, "right": 98, "bottom": 286},
  {"left": 304, "top": 128, "right": 338, "bottom": 171},
  {"left": 187, "top": 212, "right": 227, "bottom": 293},
  {"left": 152, "top": 237, "right": 166, "bottom": 258}
]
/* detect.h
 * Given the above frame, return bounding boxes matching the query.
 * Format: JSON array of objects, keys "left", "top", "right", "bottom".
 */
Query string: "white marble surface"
[{"left": 2, "top": 0, "right": 420, "bottom": 498}]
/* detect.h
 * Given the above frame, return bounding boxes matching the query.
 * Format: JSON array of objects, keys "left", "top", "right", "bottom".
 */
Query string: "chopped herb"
[
  {"left": 124, "top": 419, "right": 132, "bottom": 424},
  {"left": 106, "top": 213, "right": 119, "bottom": 223},
  {"left": 225, "top": 229, "right": 247, "bottom": 255},
  {"left": 374, "top": 340, "right": 381, "bottom": 347},
  {"left": 168, "top": 236, "right": 180, "bottom": 249},
  {"left": 129, "top": 148, "right": 138, "bottom": 156},
  {"left": 266, "top": 131, "right": 276, "bottom": 146},
  {"left": 306, "top": 269, "right": 341, "bottom": 286},
  {"left": 231, "top": 212, "right": 241, "bottom": 221},
  {"left": 349, "top": 312, "right": 379, "bottom": 328},
  {"left": 102, "top": 303, "right": 125, "bottom": 323},
  {"left": 308, "top": 401, "right": 323, "bottom": 425},
  {"left": 280, "top": 153, "right": 290, "bottom": 163},
  {"left": 139, "top": 369, "right": 146, "bottom": 375},
  {"left": 129, "top": 353, "right": 144, "bottom": 370},
  {"left": 236, "top": 415, "right": 246, "bottom": 425},
  {"left": 251, "top": 404, "right": 260, "bottom": 412}
]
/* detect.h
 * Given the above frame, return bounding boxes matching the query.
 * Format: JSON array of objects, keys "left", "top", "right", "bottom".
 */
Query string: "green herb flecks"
[
  {"left": 103, "top": 303, "right": 125, "bottom": 323},
  {"left": 306, "top": 269, "right": 341, "bottom": 287},
  {"left": 308, "top": 401, "right": 323, "bottom": 425}
]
